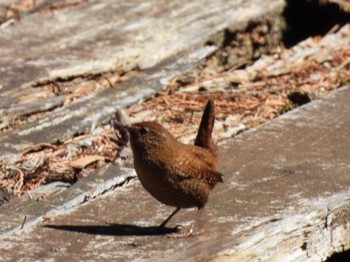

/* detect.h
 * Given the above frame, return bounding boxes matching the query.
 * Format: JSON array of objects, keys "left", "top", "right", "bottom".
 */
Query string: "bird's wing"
[{"left": 167, "top": 146, "right": 223, "bottom": 185}]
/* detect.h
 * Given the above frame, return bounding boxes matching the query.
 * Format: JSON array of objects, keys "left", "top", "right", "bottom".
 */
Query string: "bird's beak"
[{"left": 111, "top": 120, "right": 130, "bottom": 145}]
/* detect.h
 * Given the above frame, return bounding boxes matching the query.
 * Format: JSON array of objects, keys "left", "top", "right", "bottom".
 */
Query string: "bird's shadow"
[{"left": 42, "top": 223, "right": 180, "bottom": 236}]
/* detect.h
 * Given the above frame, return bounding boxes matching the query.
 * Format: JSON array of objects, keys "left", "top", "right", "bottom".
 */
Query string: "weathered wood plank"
[
  {"left": 0, "top": 0, "right": 284, "bottom": 157},
  {"left": 1, "top": 85, "right": 350, "bottom": 261},
  {"left": 0, "top": 0, "right": 284, "bottom": 93},
  {"left": 0, "top": 46, "right": 216, "bottom": 155},
  {"left": 0, "top": 95, "right": 65, "bottom": 130},
  {"left": 0, "top": 1, "right": 350, "bottom": 260}
]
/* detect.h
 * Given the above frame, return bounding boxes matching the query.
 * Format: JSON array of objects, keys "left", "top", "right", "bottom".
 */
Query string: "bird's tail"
[{"left": 194, "top": 99, "right": 218, "bottom": 156}]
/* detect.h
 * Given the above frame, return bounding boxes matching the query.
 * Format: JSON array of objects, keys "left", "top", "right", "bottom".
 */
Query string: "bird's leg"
[
  {"left": 187, "top": 208, "right": 202, "bottom": 235},
  {"left": 167, "top": 208, "right": 202, "bottom": 238},
  {"left": 158, "top": 207, "right": 181, "bottom": 228}
]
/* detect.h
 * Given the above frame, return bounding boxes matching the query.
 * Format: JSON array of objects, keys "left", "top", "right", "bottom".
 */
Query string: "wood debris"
[
  {"left": 128, "top": 24, "right": 350, "bottom": 143},
  {"left": 0, "top": 125, "right": 126, "bottom": 197}
]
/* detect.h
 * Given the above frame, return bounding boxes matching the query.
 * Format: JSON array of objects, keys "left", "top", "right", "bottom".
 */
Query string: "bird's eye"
[{"left": 140, "top": 127, "right": 149, "bottom": 135}]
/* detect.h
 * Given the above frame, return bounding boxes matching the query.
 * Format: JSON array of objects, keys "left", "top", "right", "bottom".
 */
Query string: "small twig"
[
  {"left": 32, "top": 176, "right": 46, "bottom": 190},
  {"left": 0, "top": 18, "right": 17, "bottom": 29},
  {"left": 21, "top": 215, "right": 27, "bottom": 230},
  {"left": 325, "top": 24, "right": 340, "bottom": 36},
  {"left": 21, "top": 143, "right": 56, "bottom": 155},
  {"left": 102, "top": 75, "right": 114, "bottom": 88},
  {"left": 27, "top": 190, "right": 33, "bottom": 200},
  {"left": 227, "top": 59, "right": 253, "bottom": 72},
  {"left": 64, "top": 134, "right": 91, "bottom": 144},
  {"left": 42, "top": 215, "right": 56, "bottom": 221},
  {"left": 337, "top": 57, "right": 350, "bottom": 70},
  {"left": 12, "top": 167, "right": 24, "bottom": 196},
  {"left": 51, "top": 82, "right": 62, "bottom": 95}
]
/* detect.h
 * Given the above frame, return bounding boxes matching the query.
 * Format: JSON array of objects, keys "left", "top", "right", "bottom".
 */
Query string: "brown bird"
[{"left": 118, "top": 100, "right": 222, "bottom": 237}]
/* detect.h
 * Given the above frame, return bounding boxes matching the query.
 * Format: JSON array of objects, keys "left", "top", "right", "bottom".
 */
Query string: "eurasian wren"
[{"left": 120, "top": 100, "right": 222, "bottom": 237}]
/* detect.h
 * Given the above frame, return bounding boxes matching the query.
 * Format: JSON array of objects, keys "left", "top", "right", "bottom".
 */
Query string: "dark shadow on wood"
[
  {"left": 282, "top": 0, "right": 350, "bottom": 48},
  {"left": 326, "top": 249, "right": 350, "bottom": 262},
  {"left": 43, "top": 223, "right": 180, "bottom": 236}
]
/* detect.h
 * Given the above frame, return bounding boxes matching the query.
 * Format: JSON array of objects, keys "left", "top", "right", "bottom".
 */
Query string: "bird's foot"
[
  {"left": 158, "top": 224, "right": 182, "bottom": 234},
  {"left": 166, "top": 228, "right": 199, "bottom": 238}
]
